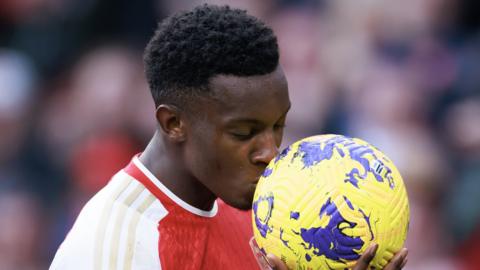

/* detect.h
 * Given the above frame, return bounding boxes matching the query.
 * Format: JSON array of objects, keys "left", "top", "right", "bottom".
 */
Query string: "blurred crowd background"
[{"left": 1, "top": 0, "right": 479, "bottom": 269}]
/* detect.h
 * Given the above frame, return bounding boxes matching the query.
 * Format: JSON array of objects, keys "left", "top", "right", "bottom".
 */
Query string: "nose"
[{"left": 251, "top": 132, "right": 279, "bottom": 166}]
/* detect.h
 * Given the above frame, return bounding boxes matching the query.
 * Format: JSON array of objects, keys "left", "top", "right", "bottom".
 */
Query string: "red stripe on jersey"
[{"left": 123, "top": 157, "right": 259, "bottom": 270}]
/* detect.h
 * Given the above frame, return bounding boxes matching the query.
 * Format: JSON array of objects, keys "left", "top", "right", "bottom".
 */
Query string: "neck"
[{"left": 138, "top": 131, "right": 217, "bottom": 211}]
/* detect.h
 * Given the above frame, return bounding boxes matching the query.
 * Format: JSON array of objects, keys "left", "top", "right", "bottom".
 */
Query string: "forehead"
[{"left": 206, "top": 67, "right": 290, "bottom": 121}]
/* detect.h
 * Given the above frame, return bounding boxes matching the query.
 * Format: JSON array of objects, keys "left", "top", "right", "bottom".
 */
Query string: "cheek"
[
  {"left": 189, "top": 131, "right": 227, "bottom": 177},
  {"left": 188, "top": 128, "right": 251, "bottom": 186},
  {"left": 208, "top": 139, "right": 250, "bottom": 181},
  {"left": 210, "top": 145, "right": 239, "bottom": 175}
]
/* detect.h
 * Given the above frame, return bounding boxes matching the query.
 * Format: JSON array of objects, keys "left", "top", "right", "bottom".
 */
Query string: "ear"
[{"left": 155, "top": 104, "right": 186, "bottom": 142}]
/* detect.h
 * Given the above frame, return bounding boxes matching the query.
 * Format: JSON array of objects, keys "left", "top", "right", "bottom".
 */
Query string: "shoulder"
[{"left": 51, "top": 170, "right": 167, "bottom": 269}]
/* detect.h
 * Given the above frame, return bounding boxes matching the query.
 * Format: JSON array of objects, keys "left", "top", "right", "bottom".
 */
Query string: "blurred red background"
[{"left": 1, "top": 0, "right": 479, "bottom": 269}]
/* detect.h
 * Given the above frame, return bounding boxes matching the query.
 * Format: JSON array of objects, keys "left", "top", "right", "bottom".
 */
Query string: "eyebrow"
[
  {"left": 226, "top": 105, "right": 291, "bottom": 125},
  {"left": 225, "top": 118, "right": 263, "bottom": 127}
]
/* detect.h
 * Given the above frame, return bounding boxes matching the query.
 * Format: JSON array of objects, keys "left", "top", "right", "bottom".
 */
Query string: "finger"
[
  {"left": 249, "top": 237, "right": 272, "bottom": 270},
  {"left": 353, "top": 243, "right": 378, "bottom": 270},
  {"left": 384, "top": 248, "right": 408, "bottom": 270},
  {"left": 266, "top": 254, "right": 288, "bottom": 270}
]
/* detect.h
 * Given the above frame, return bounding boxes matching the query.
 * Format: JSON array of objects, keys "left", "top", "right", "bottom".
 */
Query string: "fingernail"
[
  {"left": 402, "top": 248, "right": 408, "bottom": 258},
  {"left": 369, "top": 243, "right": 378, "bottom": 256},
  {"left": 265, "top": 254, "right": 275, "bottom": 268}
]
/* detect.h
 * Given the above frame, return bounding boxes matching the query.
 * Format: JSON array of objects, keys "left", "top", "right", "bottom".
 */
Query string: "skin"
[
  {"left": 140, "top": 65, "right": 290, "bottom": 211},
  {"left": 266, "top": 244, "right": 408, "bottom": 270},
  {"left": 139, "top": 64, "right": 408, "bottom": 269}
]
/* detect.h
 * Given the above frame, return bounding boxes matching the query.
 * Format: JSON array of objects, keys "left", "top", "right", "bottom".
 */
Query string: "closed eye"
[{"left": 229, "top": 128, "right": 259, "bottom": 141}]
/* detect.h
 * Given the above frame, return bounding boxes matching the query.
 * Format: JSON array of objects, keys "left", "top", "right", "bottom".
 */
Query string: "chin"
[
  {"left": 220, "top": 186, "right": 255, "bottom": 210},
  {"left": 236, "top": 200, "right": 253, "bottom": 211},
  {"left": 223, "top": 196, "right": 253, "bottom": 211}
]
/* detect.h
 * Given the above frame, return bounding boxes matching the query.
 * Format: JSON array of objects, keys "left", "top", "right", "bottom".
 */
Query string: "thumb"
[{"left": 266, "top": 254, "right": 288, "bottom": 270}]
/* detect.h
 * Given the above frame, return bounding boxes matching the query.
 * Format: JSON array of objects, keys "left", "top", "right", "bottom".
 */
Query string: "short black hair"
[{"left": 144, "top": 4, "right": 279, "bottom": 107}]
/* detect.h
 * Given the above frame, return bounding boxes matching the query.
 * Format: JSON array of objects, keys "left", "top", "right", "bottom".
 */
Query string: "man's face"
[{"left": 184, "top": 66, "right": 290, "bottom": 210}]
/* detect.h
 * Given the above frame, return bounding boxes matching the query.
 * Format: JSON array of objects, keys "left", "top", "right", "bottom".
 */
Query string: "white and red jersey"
[{"left": 50, "top": 156, "right": 259, "bottom": 270}]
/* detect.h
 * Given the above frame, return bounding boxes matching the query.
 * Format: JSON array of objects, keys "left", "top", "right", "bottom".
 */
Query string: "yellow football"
[{"left": 252, "top": 134, "right": 409, "bottom": 269}]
